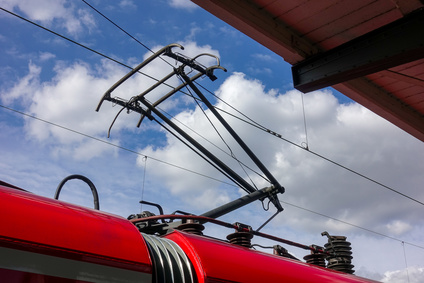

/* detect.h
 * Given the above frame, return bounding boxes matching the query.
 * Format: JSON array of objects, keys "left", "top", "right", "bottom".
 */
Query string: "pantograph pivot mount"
[{"left": 96, "top": 43, "right": 284, "bottom": 218}]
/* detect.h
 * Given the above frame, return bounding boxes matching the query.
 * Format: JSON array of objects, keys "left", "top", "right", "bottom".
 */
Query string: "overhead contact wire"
[
  {"left": 0, "top": 104, "right": 237, "bottom": 188},
  {"left": 281, "top": 200, "right": 424, "bottom": 250},
  {"left": 0, "top": 7, "right": 180, "bottom": 93},
  {"left": 178, "top": 75, "right": 263, "bottom": 188},
  {"left": 196, "top": 84, "right": 424, "bottom": 207},
  {"left": 3, "top": 3, "right": 423, "bottom": 250},
  {"left": 81, "top": 0, "right": 174, "bottom": 68},
  {"left": 3, "top": 103, "right": 424, "bottom": 252}
]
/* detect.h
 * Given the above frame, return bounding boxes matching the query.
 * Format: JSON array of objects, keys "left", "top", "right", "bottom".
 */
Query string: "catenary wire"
[
  {"left": 81, "top": 0, "right": 174, "bottom": 68},
  {"left": 300, "top": 92, "right": 309, "bottom": 150},
  {"left": 159, "top": 105, "right": 269, "bottom": 183},
  {"left": 2, "top": 1, "right": 421, "bottom": 207},
  {"left": 280, "top": 200, "right": 424, "bottom": 250},
  {"left": 2, "top": 4, "right": 424, "bottom": 251},
  {"left": 79, "top": 0, "right": 265, "bottom": 186},
  {"left": 0, "top": 104, "right": 237, "bottom": 188},
  {"left": 2, "top": 104, "right": 424, "bottom": 251},
  {"left": 0, "top": 7, "right": 183, "bottom": 94},
  {"left": 176, "top": 74, "right": 262, "bottom": 189},
  {"left": 197, "top": 82, "right": 424, "bottom": 207}
]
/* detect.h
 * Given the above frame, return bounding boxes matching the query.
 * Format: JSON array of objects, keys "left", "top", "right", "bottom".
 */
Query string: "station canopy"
[{"left": 192, "top": 0, "right": 424, "bottom": 142}]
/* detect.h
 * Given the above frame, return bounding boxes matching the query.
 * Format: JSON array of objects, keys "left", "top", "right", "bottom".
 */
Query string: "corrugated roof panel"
[
  {"left": 255, "top": 0, "right": 278, "bottom": 6},
  {"left": 392, "top": 60, "right": 424, "bottom": 78},
  {"left": 274, "top": 1, "right": 336, "bottom": 23},
  {"left": 261, "top": 0, "right": 303, "bottom": 16},
  {"left": 297, "top": 0, "right": 377, "bottom": 35},
  {"left": 307, "top": 1, "right": 398, "bottom": 47},
  {"left": 192, "top": 0, "right": 424, "bottom": 141},
  {"left": 318, "top": 8, "right": 401, "bottom": 49}
]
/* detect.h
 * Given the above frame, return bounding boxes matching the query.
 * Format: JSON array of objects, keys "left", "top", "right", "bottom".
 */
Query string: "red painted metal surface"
[
  {"left": 0, "top": 184, "right": 152, "bottom": 281},
  {"left": 0, "top": 183, "right": 381, "bottom": 282},
  {"left": 166, "top": 230, "right": 379, "bottom": 283}
]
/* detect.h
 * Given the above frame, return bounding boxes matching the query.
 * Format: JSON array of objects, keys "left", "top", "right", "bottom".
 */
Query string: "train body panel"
[
  {"left": 0, "top": 183, "right": 153, "bottom": 282},
  {"left": 166, "top": 231, "right": 378, "bottom": 283},
  {"left": 0, "top": 183, "right": 380, "bottom": 282}
]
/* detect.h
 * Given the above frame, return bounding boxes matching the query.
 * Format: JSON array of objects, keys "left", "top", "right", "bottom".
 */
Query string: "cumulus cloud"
[
  {"left": 1, "top": 30, "right": 423, "bottom": 277},
  {"left": 0, "top": 41, "right": 222, "bottom": 162},
  {"left": 381, "top": 266, "right": 424, "bottom": 283},
  {"left": 127, "top": 70, "right": 424, "bottom": 278},
  {"left": 0, "top": 0, "right": 96, "bottom": 35},
  {"left": 1, "top": 62, "right": 41, "bottom": 105},
  {"left": 131, "top": 71, "right": 424, "bottom": 234},
  {"left": 1, "top": 59, "right": 138, "bottom": 158},
  {"left": 251, "top": 53, "right": 275, "bottom": 62},
  {"left": 168, "top": 0, "right": 198, "bottom": 10},
  {"left": 39, "top": 52, "right": 56, "bottom": 62}
]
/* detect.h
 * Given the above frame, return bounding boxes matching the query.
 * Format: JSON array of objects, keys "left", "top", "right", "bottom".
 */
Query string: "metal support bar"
[
  {"left": 96, "top": 43, "right": 183, "bottom": 111},
  {"left": 179, "top": 72, "right": 284, "bottom": 211},
  {"left": 97, "top": 43, "right": 284, "bottom": 218},
  {"left": 292, "top": 8, "right": 424, "bottom": 93},
  {"left": 134, "top": 70, "right": 178, "bottom": 100},
  {"left": 136, "top": 69, "right": 219, "bottom": 127},
  {"left": 136, "top": 96, "right": 259, "bottom": 195},
  {"left": 201, "top": 186, "right": 281, "bottom": 219},
  {"left": 165, "top": 52, "right": 222, "bottom": 81}
]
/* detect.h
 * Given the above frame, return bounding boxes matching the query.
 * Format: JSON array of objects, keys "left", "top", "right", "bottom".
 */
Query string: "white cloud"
[
  {"left": 386, "top": 220, "right": 412, "bottom": 236},
  {"left": 185, "top": 26, "right": 202, "bottom": 41},
  {"left": 168, "top": 0, "right": 198, "bottom": 10},
  {"left": 1, "top": 31, "right": 423, "bottom": 278},
  {"left": 0, "top": 41, "right": 222, "bottom": 163},
  {"left": 0, "top": 0, "right": 96, "bottom": 35},
  {"left": 119, "top": 0, "right": 136, "bottom": 9},
  {"left": 130, "top": 71, "right": 424, "bottom": 236},
  {"left": 39, "top": 52, "right": 56, "bottom": 62},
  {"left": 1, "top": 62, "right": 41, "bottom": 105},
  {"left": 1, "top": 59, "right": 131, "bottom": 158},
  {"left": 381, "top": 266, "right": 424, "bottom": 283},
  {"left": 251, "top": 53, "right": 275, "bottom": 62}
]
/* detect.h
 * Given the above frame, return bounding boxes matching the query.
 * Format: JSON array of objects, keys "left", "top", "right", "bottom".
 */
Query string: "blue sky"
[{"left": 1, "top": 1, "right": 424, "bottom": 281}]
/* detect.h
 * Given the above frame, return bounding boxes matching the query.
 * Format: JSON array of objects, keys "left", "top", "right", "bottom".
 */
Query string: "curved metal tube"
[
  {"left": 54, "top": 174, "right": 100, "bottom": 210},
  {"left": 96, "top": 43, "right": 184, "bottom": 112},
  {"left": 136, "top": 64, "right": 226, "bottom": 127}
]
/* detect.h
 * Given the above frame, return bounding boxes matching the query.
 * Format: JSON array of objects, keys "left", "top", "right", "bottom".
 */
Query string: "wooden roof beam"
[
  {"left": 191, "top": 0, "right": 320, "bottom": 64},
  {"left": 292, "top": 9, "right": 424, "bottom": 93}
]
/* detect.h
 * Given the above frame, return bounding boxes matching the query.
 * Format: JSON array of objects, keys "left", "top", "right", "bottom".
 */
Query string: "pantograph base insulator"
[
  {"left": 322, "top": 232, "right": 355, "bottom": 274},
  {"left": 177, "top": 220, "right": 205, "bottom": 235},
  {"left": 226, "top": 231, "right": 253, "bottom": 248},
  {"left": 303, "top": 252, "right": 326, "bottom": 268}
]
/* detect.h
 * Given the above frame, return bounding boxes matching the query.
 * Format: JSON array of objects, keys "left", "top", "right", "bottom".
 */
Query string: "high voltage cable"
[
  {"left": 2, "top": 3, "right": 424, "bottom": 249},
  {"left": 0, "top": 104, "right": 236, "bottom": 188},
  {"left": 3, "top": 103, "right": 423, "bottom": 251},
  {"left": 0, "top": 1, "right": 424, "bottom": 206},
  {"left": 80, "top": 0, "right": 267, "bottom": 187},
  {"left": 2, "top": 1, "right": 421, "bottom": 207},
  {"left": 196, "top": 83, "right": 424, "bottom": 207},
  {"left": 2, "top": 4, "right": 423, "bottom": 206},
  {"left": 280, "top": 200, "right": 424, "bottom": 250},
  {"left": 0, "top": 7, "right": 180, "bottom": 92},
  {"left": 81, "top": 0, "right": 173, "bottom": 68},
  {"left": 2, "top": 103, "right": 424, "bottom": 251},
  {"left": 81, "top": 0, "right": 155, "bottom": 55}
]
